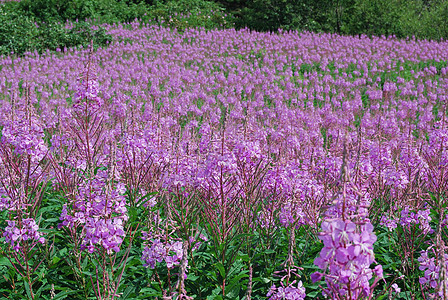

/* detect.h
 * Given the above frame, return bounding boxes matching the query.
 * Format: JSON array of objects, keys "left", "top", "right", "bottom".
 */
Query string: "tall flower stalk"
[
  {"left": 0, "top": 87, "right": 49, "bottom": 299},
  {"left": 51, "top": 49, "right": 130, "bottom": 299}
]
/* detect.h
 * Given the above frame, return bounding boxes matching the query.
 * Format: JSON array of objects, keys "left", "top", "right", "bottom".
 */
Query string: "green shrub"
[
  {"left": 0, "top": 4, "right": 112, "bottom": 56},
  {"left": 147, "top": 0, "right": 233, "bottom": 30},
  {"left": 234, "top": 0, "right": 332, "bottom": 32},
  {"left": 342, "top": 0, "right": 403, "bottom": 37},
  {"left": 415, "top": 0, "right": 448, "bottom": 40},
  {"left": 224, "top": 0, "right": 448, "bottom": 40},
  {"left": 342, "top": 0, "right": 448, "bottom": 40},
  {"left": 0, "top": 4, "right": 40, "bottom": 56},
  {"left": 13, "top": 0, "right": 150, "bottom": 24},
  {"left": 39, "top": 22, "right": 112, "bottom": 52}
]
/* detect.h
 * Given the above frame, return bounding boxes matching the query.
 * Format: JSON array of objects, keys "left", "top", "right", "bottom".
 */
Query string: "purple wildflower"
[
  {"left": 313, "top": 219, "right": 382, "bottom": 298},
  {"left": 3, "top": 219, "right": 45, "bottom": 251},
  {"left": 266, "top": 281, "right": 306, "bottom": 300}
]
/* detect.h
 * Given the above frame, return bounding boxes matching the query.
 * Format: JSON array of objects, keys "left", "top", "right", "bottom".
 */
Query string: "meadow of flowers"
[{"left": 0, "top": 22, "right": 448, "bottom": 299}]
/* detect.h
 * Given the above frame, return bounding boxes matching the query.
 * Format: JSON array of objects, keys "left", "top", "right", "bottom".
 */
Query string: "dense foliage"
[
  {"left": 146, "top": 0, "right": 233, "bottom": 31},
  {"left": 0, "top": 3, "right": 112, "bottom": 56},
  {"left": 3, "top": 0, "right": 448, "bottom": 44},
  {"left": 15, "top": 0, "right": 150, "bottom": 24},
  {"left": 0, "top": 0, "right": 231, "bottom": 56},
  {"left": 0, "top": 22, "right": 448, "bottom": 299},
  {"left": 225, "top": 0, "right": 448, "bottom": 39}
]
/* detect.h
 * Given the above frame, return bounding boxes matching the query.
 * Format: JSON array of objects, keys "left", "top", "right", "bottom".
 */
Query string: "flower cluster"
[
  {"left": 379, "top": 215, "right": 398, "bottom": 232},
  {"left": 3, "top": 219, "right": 45, "bottom": 251},
  {"left": 81, "top": 217, "right": 126, "bottom": 254},
  {"left": 0, "top": 186, "right": 11, "bottom": 211},
  {"left": 141, "top": 238, "right": 184, "bottom": 269},
  {"left": 59, "top": 171, "right": 128, "bottom": 253},
  {"left": 257, "top": 208, "right": 276, "bottom": 229},
  {"left": 418, "top": 248, "right": 448, "bottom": 296},
  {"left": 442, "top": 214, "right": 448, "bottom": 229},
  {"left": 312, "top": 220, "right": 383, "bottom": 298},
  {"left": 399, "top": 207, "right": 432, "bottom": 234},
  {"left": 73, "top": 71, "right": 103, "bottom": 112},
  {"left": 380, "top": 206, "right": 433, "bottom": 234},
  {"left": 266, "top": 281, "right": 306, "bottom": 300},
  {"left": 2, "top": 20, "right": 448, "bottom": 298},
  {"left": 1, "top": 115, "right": 48, "bottom": 163},
  {"left": 278, "top": 201, "right": 306, "bottom": 229}
]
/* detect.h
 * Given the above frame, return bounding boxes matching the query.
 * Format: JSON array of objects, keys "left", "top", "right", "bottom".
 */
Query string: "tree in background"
[
  {"left": 217, "top": 0, "right": 448, "bottom": 40},
  {"left": 229, "top": 0, "right": 333, "bottom": 32}
]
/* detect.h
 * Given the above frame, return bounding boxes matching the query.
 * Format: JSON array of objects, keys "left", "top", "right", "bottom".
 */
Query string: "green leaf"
[
  {"left": 0, "top": 257, "right": 12, "bottom": 267},
  {"left": 128, "top": 206, "right": 138, "bottom": 224},
  {"left": 34, "top": 279, "right": 47, "bottom": 298},
  {"left": 307, "top": 291, "right": 319, "bottom": 297},
  {"left": 52, "top": 290, "right": 79, "bottom": 300},
  {"left": 187, "top": 274, "right": 199, "bottom": 281},
  {"left": 263, "top": 249, "right": 275, "bottom": 254},
  {"left": 226, "top": 272, "right": 248, "bottom": 292},
  {"left": 214, "top": 262, "right": 226, "bottom": 278},
  {"left": 208, "top": 293, "right": 223, "bottom": 300},
  {"left": 237, "top": 253, "right": 250, "bottom": 262},
  {"left": 24, "top": 281, "right": 33, "bottom": 299},
  {"left": 81, "top": 255, "right": 89, "bottom": 269},
  {"left": 42, "top": 218, "right": 60, "bottom": 223},
  {"left": 120, "top": 285, "right": 134, "bottom": 299},
  {"left": 52, "top": 256, "right": 61, "bottom": 264}
]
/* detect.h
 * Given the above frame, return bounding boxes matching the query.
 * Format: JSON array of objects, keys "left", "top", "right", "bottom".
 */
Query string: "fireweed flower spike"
[
  {"left": 3, "top": 219, "right": 45, "bottom": 252},
  {"left": 51, "top": 51, "right": 135, "bottom": 299},
  {"left": 0, "top": 85, "right": 51, "bottom": 299},
  {"left": 141, "top": 238, "right": 184, "bottom": 269},
  {"left": 58, "top": 171, "right": 128, "bottom": 254},
  {"left": 72, "top": 54, "right": 103, "bottom": 113},
  {"left": 312, "top": 219, "right": 383, "bottom": 298},
  {"left": 57, "top": 50, "right": 128, "bottom": 254},
  {"left": 266, "top": 280, "right": 306, "bottom": 300},
  {"left": 418, "top": 247, "right": 448, "bottom": 297},
  {"left": 0, "top": 88, "right": 49, "bottom": 212}
]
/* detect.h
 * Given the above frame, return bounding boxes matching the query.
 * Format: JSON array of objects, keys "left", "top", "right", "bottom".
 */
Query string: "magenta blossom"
[
  {"left": 313, "top": 219, "right": 382, "bottom": 298},
  {"left": 267, "top": 280, "right": 306, "bottom": 300},
  {"left": 3, "top": 219, "right": 45, "bottom": 251}
]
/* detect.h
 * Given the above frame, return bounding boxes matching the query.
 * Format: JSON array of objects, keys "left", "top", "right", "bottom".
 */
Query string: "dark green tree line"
[{"left": 219, "top": 0, "right": 448, "bottom": 39}]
